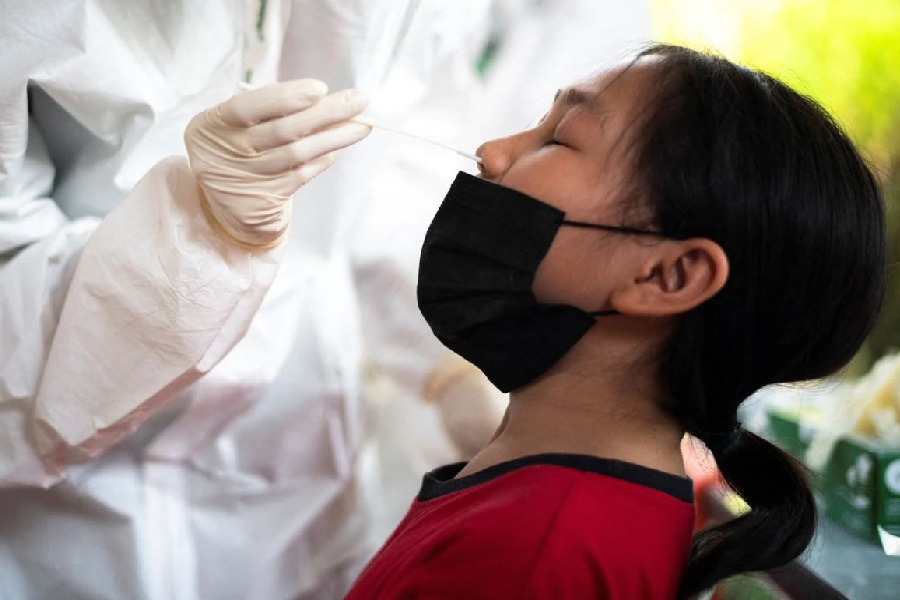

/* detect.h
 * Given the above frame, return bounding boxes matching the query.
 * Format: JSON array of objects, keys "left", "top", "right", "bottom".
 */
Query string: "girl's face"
[{"left": 476, "top": 62, "right": 658, "bottom": 312}]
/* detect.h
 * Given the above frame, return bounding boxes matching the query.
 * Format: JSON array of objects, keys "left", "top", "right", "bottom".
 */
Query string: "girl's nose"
[{"left": 475, "top": 134, "right": 521, "bottom": 181}]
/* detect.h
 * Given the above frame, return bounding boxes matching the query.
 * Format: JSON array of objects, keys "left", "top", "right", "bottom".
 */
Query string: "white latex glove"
[
  {"left": 423, "top": 354, "right": 508, "bottom": 459},
  {"left": 184, "top": 79, "right": 370, "bottom": 249}
]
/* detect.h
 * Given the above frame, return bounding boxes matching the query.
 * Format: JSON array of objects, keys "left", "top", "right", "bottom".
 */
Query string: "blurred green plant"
[{"left": 653, "top": 0, "right": 900, "bottom": 373}]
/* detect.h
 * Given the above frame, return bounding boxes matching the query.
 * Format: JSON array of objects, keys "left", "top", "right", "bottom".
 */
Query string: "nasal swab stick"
[
  {"left": 352, "top": 117, "right": 483, "bottom": 164},
  {"left": 236, "top": 82, "right": 482, "bottom": 164}
]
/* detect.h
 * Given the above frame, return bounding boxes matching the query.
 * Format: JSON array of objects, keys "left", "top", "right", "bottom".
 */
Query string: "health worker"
[{"left": 0, "top": 1, "right": 503, "bottom": 599}]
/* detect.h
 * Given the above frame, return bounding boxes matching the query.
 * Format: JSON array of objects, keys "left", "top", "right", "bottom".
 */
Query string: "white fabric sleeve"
[{"left": 1, "top": 157, "right": 281, "bottom": 487}]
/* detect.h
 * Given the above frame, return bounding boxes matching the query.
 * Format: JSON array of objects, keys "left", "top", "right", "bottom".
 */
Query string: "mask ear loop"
[{"left": 560, "top": 220, "right": 669, "bottom": 237}]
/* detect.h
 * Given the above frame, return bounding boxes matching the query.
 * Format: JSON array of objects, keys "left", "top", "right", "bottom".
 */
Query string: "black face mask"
[{"left": 417, "top": 171, "right": 665, "bottom": 393}]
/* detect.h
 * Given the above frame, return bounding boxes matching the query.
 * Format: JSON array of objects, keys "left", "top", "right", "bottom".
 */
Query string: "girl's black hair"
[{"left": 629, "top": 44, "right": 886, "bottom": 598}]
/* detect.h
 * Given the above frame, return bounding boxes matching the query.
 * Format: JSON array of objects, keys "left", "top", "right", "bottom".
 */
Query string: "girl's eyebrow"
[
  {"left": 538, "top": 87, "right": 606, "bottom": 126},
  {"left": 554, "top": 87, "right": 608, "bottom": 117},
  {"left": 552, "top": 88, "right": 610, "bottom": 135},
  {"left": 554, "top": 87, "right": 589, "bottom": 106}
]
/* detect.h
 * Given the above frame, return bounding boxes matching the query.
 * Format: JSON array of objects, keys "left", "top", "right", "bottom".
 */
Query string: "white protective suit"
[{"left": 0, "top": 1, "right": 502, "bottom": 599}]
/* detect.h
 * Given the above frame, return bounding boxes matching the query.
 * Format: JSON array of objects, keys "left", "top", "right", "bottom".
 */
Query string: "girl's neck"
[{"left": 456, "top": 331, "right": 687, "bottom": 479}]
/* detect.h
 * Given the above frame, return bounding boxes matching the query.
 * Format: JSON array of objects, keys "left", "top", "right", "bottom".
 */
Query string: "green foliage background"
[{"left": 653, "top": 0, "right": 900, "bottom": 372}]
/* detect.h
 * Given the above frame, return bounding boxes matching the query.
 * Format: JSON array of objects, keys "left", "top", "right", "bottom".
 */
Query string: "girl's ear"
[{"left": 609, "top": 238, "right": 729, "bottom": 316}]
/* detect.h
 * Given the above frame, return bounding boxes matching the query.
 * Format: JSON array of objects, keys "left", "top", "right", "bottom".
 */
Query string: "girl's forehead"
[{"left": 581, "top": 60, "right": 658, "bottom": 103}]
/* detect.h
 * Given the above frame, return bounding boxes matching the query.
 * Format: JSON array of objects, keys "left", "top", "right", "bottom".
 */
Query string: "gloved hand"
[
  {"left": 423, "top": 354, "right": 508, "bottom": 458},
  {"left": 184, "top": 79, "right": 370, "bottom": 249}
]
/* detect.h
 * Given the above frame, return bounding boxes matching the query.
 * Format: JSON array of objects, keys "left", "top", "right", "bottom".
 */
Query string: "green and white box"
[{"left": 766, "top": 408, "right": 900, "bottom": 545}]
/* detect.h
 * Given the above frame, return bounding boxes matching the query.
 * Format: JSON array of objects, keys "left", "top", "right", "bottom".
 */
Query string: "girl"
[{"left": 345, "top": 44, "right": 886, "bottom": 599}]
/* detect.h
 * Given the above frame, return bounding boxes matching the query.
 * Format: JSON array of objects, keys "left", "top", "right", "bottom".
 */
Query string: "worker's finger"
[
  {"left": 287, "top": 150, "right": 341, "bottom": 188},
  {"left": 244, "top": 89, "right": 369, "bottom": 151},
  {"left": 218, "top": 79, "right": 329, "bottom": 127},
  {"left": 249, "top": 121, "right": 371, "bottom": 174}
]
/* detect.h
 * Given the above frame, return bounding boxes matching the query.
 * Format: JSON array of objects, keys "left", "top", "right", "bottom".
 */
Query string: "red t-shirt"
[{"left": 345, "top": 453, "right": 695, "bottom": 599}]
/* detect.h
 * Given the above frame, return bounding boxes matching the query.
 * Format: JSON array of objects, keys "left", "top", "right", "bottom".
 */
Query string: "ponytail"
[{"left": 678, "top": 429, "right": 816, "bottom": 598}]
